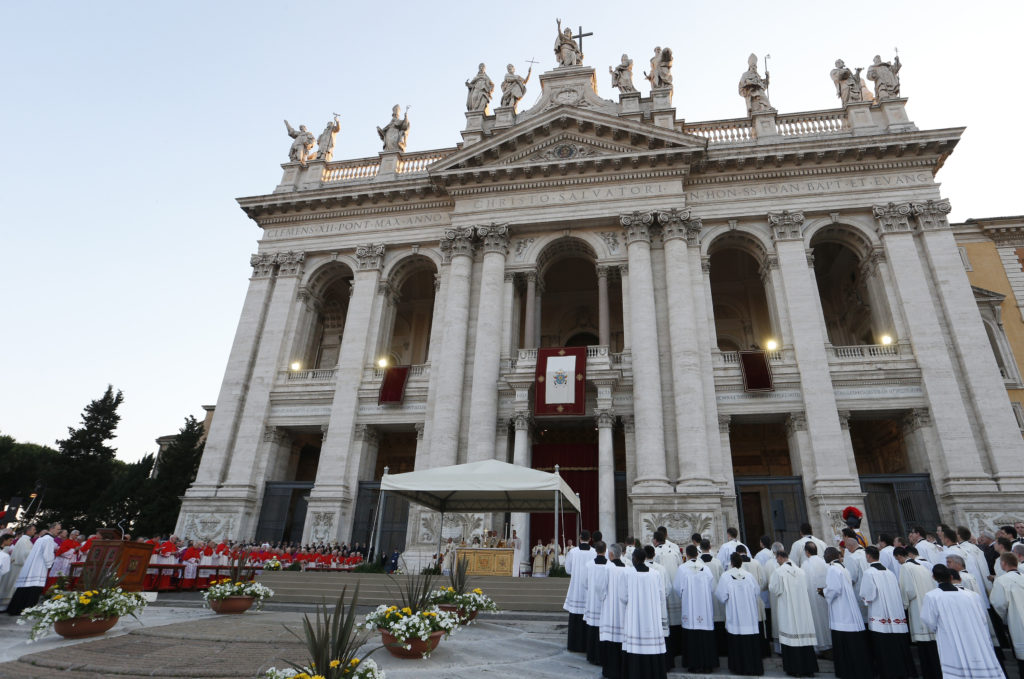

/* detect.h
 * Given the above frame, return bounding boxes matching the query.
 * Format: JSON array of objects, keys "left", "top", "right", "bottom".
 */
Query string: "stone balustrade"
[
  {"left": 717, "top": 349, "right": 786, "bottom": 364},
  {"left": 829, "top": 343, "right": 901, "bottom": 360},
  {"left": 322, "top": 158, "right": 380, "bottom": 182},
  {"left": 366, "top": 363, "right": 429, "bottom": 381},
  {"left": 286, "top": 368, "right": 338, "bottom": 381},
  {"left": 683, "top": 118, "right": 753, "bottom": 143},
  {"left": 777, "top": 110, "right": 849, "bottom": 136},
  {"left": 396, "top": 150, "right": 455, "bottom": 174}
]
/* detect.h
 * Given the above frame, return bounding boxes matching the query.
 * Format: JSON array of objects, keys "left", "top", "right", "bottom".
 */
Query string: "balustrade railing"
[
  {"left": 777, "top": 110, "right": 848, "bottom": 136},
  {"left": 285, "top": 368, "right": 337, "bottom": 381},
  {"left": 683, "top": 118, "right": 753, "bottom": 143},
  {"left": 719, "top": 350, "right": 784, "bottom": 364},
  {"left": 396, "top": 150, "right": 454, "bottom": 174},
  {"left": 829, "top": 344, "right": 900, "bottom": 359},
  {"left": 368, "top": 363, "right": 429, "bottom": 380},
  {"left": 322, "top": 159, "right": 380, "bottom": 182}
]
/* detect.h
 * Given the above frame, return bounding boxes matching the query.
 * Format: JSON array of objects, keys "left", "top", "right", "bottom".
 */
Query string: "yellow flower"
[
  {"left": 53, "top": 594, "right": 63, "bottom": 600},
  {"left": 473, "top": 588, "right": 482, "bottom": 595},
  {"left": 401, "top": 607, "right": 411, "bottom": 614},
  {"left": 78, "top": 596, "right": 92, "bottom": 605},
  {"left": 350, "top": 658, "right": 360, "bottom": 665},
  {"left": 330, "top": 660, "right": 340, "bottom": 668},
  {"left": 294, "top": 674, "right": 310, "bottom": 679},
  {"left": 312, "top": 675, "right": 325, "bottom": 679}
]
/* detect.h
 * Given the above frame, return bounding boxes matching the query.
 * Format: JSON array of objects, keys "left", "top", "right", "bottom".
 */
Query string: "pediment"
[
  {"left": 429, "top": 106, "right": 707, "bottom": 177},
  {"left": 972, "top": 285, "right": 1005, "bottom": 305}
]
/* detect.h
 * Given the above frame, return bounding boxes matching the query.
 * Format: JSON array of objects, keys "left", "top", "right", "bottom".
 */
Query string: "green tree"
[
  {"left": 0, "top": 434, "right": 58, "bottom": 508},
  {"left": 133, "top": 415, "right": 205, "bottom": 537},
  {"left": 91, "top": 454, "right": 155, "bottom": 532}
]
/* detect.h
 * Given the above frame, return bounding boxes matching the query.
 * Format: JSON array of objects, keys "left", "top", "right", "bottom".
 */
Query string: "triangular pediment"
[
  {"left": 429, "top": 106, "right": 707, "bottom": 176},
  {"left": 972, "top": 285, "right": 1006, "bottom": 304}
]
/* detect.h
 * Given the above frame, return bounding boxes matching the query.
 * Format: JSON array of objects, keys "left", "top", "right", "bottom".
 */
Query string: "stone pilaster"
[
  {"left": 522, "top": 271, "right": 538, "bottom": 350},
  {"left": 417, "top": 266, "right": 449, "bottom": 468}
]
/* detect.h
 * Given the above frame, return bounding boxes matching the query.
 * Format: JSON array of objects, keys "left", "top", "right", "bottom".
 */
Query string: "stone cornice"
[
  {"left": 684, "top": 158, "right": 936, "bottom": 187},
  {"left": 253, "top": 200, "right": 454, "bottom": 228}
]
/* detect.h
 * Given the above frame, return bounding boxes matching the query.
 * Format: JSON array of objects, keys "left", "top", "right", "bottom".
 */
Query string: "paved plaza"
[{"left": 0, "top": 600, "right": 831, "bottom": 678}]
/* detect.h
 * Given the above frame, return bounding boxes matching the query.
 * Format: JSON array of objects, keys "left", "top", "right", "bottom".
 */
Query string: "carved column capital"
[
  {"left": 622, "top": 415, "right": 635, "bottom": 434},
  {"left": 353, "top": 424, "right": 379, "bottom": 445},
  {"left": 250, "top": 253, "right": 276, "bottom": 279},
  {"left": 872, "top": 202, "right": 913, "bottom": 235},
  {"left": 263, "top": 426, "right": 289, "bottom": 444},
  {"left": 476, "top": 223, "right": 510, "bottom": 255},
  {"left": 320, "top": 424, "right": 329, "bottom": 442},
  {"left": 513, "top": 411, "right": 532, "bottom": 431},
  {"left": 595, "top": 409, "right": 616, "bottom": 429},
  {"left": 440, "top": 226, "right": 476, "bottom": 263},
  {"left": 657, "top": 208, "right": 702, "bottom": 246},
  {"left": 768, "top": 210, "right": 805, "bottom": 242},
  {"left": 901, "top": 407, "right": 932, "bottom": 431},
  {"left": 596, "top": 264, "right": 611, "bottom": 279},
  {"left": 620, "top": 211, "right": 655, "bottom": 245},
  {"left": 718, "top": 414, "right": 732, "bottom": 434},
  {"left": 785, "top": 411, "right": 807, "bottom": 436},
  {"left": 414, "top": 422, "right": 425, "bottom": 440},
  {"left": 355, "top": 243, "right": 386, "bottom": 270},
  {"left": 275, "top": 250, "right": 305, "bottom": 277},
  {"left": 837, "top": 410, "right": 851, "bottom": 430},
  {"left": 911, "top": 199, "right": 953, "bottom": 232},
  {"left": 376, "top": 280, "right": 399, "bottom": 304}
]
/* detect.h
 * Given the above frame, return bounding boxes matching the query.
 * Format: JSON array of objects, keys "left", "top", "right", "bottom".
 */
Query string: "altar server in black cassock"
[
  {"left": 582, "top": 540, "right": 614, "bottom": 665},
  {"left": 599, "top": 543, "right": 630, "bottom": 679},
  {"left": 769, "top": 547, "right": 819, "bottom": 677},
  {"left": 563, "top": 529, "right": 595, "bottom": 652},
  {"left": 822, "top": 547, "right": 872, "bottom": 679},
  {"left": 859, "top": 546, "right": 916, "bottom": 678},
  {"left": 716, "top": 552, "right": 765, "bottom": 675},
  {"left": 620, "top": 548, "right": 668, "bottom": 679}
]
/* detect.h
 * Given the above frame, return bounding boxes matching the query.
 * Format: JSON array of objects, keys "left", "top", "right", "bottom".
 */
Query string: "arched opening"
[
  {"left": 384, "top": 258, "right": 437, "bottom": 365},
  {"left": 708, "top": 244, "right": 774, "bottom": 351},
  {"left": 299, "top": 263, "right": 354, "bottom": 370}
]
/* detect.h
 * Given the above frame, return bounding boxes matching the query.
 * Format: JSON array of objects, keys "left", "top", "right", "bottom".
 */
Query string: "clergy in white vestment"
[
  {"left": 643, "top": 544, "right": 673, "bottom": 668},
  {"left": 583, "top": 541, "right": 615, "bottom": 666},
  {"left": 653, "top": 529, "right": 683, "bottom": 666},
  {"left": 620, "top": 548, "right": 668, "bottom": 679},
  {"left": 675, "top": 544, "right": 718, "bottom": 673},
  {"left": 822, "top": 547, "right": 872, "bottom": 679},
  {"left": 700, "top": 538, "right": 728, "bottom": 658},
  {"left": 6, "top": 523, "right": 59, "bottom": 616},
  {"left": 0, "top": 527, "right": 35, "bottom": 609},
  {"left": 800, "top": 542, "right": 831, "bottom": 652},
  {"left": 763, "top": 542, "right": 783, "bottom": 651},
  {"left": 878, "top": 534, "right": 901, "bottom": 583},
  {"left": 990, "top": 552, "right": 1024, "bottom": 679},
  {"left": 860, "top": 546, "right": 916, "bottom": 678},
  {"left": 655, "top": 525, "right": 682, "bottom": 561},
  {"left": 842, "top": 532, "right": 869, "bottom": 622},
  {"left": 956, "top": 526, "right": 993, "bottom": 591},
  {"left": 0, "top": 534, "right": 13, "bottom": 596},
  {"left": 790, "top": 523, "right": 828, "bottom": 569},
  {"left": 769, "top": 548, "right": 819, "bottom": 677},
  {"left": 716, "top": 527, "right": 749, "bottom": 566},
  {"left": 894, "top": 547, "right": 940, "bottom": 679},
  {"left": 921, "top": 563, "right": 1004, "bottom": 679},
  {"left": 599, "top": 544, "right": 631, "bottom": 679},
  {"left": 908, "top": 526, "right": 940, "bottom": 566},
  {"left": 754, "top": 535, "right": 774, "bottom": 568},
  {"left": 563, "top": 529, "right": 596, "bottom": 652},
  {"left": 946, "top": 553, "right": 1000, "bottom": 651},
  {"left": 716, "top": 552, "right": 765, "bottom": 676}
]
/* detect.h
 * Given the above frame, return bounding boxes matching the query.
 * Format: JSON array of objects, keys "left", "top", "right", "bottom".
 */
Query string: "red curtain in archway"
[{"left": 530, "top": 443, "right": 598, "bottom": 546}]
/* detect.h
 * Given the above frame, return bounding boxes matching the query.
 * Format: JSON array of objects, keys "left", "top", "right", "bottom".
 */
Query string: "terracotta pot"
[
  {"left": 209, "top": 595, "right": 255, "bottom": 614},
  {"left": 379, "top": 628, "right": 445, "bottom": 658},
  {"left": 53, "top": 615, "right": 119, "bottom": 639}
]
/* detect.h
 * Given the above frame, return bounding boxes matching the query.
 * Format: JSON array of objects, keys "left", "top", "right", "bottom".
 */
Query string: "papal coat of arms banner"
[{"left": 534, "top": 346, "right": 587, "bottom": 416}]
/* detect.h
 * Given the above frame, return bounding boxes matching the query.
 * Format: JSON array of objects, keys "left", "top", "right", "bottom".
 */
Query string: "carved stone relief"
[
  {"left": 181, "top": 512, "right": 237, "bottom": 542},
  {"left": 640, "top": 512, "right": 714, "bottom": 542}
]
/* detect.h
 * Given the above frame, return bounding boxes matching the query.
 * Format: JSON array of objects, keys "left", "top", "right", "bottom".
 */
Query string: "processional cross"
[{"left": 573, "top": 25, "right": 593, "bottom": 52}]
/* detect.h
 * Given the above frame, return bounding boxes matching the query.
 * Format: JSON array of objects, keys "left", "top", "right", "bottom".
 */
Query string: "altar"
[{"left": 456, "top": 548, "right": 515, "bottom": 576}]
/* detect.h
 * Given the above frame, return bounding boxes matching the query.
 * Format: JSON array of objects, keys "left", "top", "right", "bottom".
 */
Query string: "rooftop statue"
[
  {"left": 830, "top": 59, "right": 864, "bottom": 105},
  {"left": 553, "top": 18, "right": 582, "bottom": 67},
  {"left": 645, "top": 46, "right": 673, "bottom": 90},
  {"left": 284, "top": 120, "right": 315, "bottom": 166},
  {"left": 377, "top": 105, "right": 410, "bottom": 153},
  {"left": 609, "top": 54, "right": 637, "bottom": 93},
  {"left": 315, "top": 115, "right": 340, "bottom": 161},
  {"left": 867, "top": 54, "right": 901, "bottom": 100},
  {"left": 500, "top": 63, "right": 532, "bottom": 111},
  {"left": 738, "top": 53, "right": 773, "bottom": 115},
  {"left": 465, "top": 63, "right": 495, "bottom": 113}
]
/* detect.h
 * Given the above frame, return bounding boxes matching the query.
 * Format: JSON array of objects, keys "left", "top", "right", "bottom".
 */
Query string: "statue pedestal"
[
  {"left": 845, "top": 100, "right": 881, "bottom": 136},
  {"left": 650, "top": 87, "right": 675, "bottom": 129},
  {"left": 493, "top": 106, "right": 516, "bottom": 130},
  {"left": 878, "top": 98, "right": 916, "bottom": 132},
  {"left": 751, "top": 110, "right": 779, "bottom": 141},
  {"left": 462, "top": 111, "right": 487, "bottom": 145},
  {"left": 376, "top": 152, "right": 399, "bottom": 180},
  {"left": 619, "top": 90, "right": 641, "bottom": 117}
]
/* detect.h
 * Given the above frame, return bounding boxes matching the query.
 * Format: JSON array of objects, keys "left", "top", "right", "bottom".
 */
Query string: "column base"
[
  {"left": 674, "top": 478, "right": 719, "bottom": 494},
  {"left": 630, "top": 478, "right": 673, "bottom": 495}
]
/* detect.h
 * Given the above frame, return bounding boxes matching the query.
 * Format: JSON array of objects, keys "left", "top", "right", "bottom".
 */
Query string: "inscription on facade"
[
  {"left": 685, "top": 172, "right": 933, "bottom": 204},
  {"left": 264, "top": 212, "right": 447, "bottom": 240},
  {"left": 467, "top": 180, "right": 680, "bottom": 211}
]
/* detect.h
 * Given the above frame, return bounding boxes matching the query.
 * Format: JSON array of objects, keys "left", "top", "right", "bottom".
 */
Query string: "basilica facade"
[{"left": 177, "top": 56, "right": 1024, "bottom": 561}]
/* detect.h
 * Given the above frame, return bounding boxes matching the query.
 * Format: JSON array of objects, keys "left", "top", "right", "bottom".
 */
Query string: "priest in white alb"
[
  {"left": 894, "top": 546, "right": 941, "bottom": 679},
  {"left": 769, "top": 547, "right": 819, "bottom": 677},
  {"left": 653, "top": 529, "right": 683, "bottom": 666},
  {"left": 860, "top": 545, "right": 916, "bottom": 678},
  {"left": 563, "top": 528, "right": 596, "bottom": 652},
  {"left": 582, "top": 540, "right": 615, "bottom": 666},
  {"left": 5, "top": 522, "right": 59, "bottom": 616},
  {"left": 990, "top": 552, "right": 1024, "bottom": 679},
  {"left": 599, "top": 543, "right": 631, "bottom": 679},
  {"left": 823, "top": 547, "right": 872, "bottom": 679},
  {"left": 0, "top": 526, "right": 34, "bottom": 610},
  {"left": 675, "top": 544, "right": 718, "bottom": 672},
  {"left": 790, "top": 523, "right": 828, "bottom": 569},
  {"left": 716, "top": 552, "right": 764, "bottom": 676},
  {"left": 921, "top": 563, "right": 1004, "bottom": 679},
  {"left": 801, "top": 541, "right": 831, "bottom": 653},
  {"left": 621, "top": 548, "right": 668, "bottom": 679},
  {"left": 717, "top": 527, "right": 748, "bottom": 566}
]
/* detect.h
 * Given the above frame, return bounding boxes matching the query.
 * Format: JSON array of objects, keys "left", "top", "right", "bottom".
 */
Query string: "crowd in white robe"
[{"left": 558, "top": 520, "right": 1024, "bottom": 679}]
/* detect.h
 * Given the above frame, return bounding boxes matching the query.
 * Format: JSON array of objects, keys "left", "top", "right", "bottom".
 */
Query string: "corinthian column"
[
  {"left": 595, "top": 409, "right": 617, "bottom": 543},
  {"left": 467, "top": 224, "right": 510, "bottom": 462},
  {"left": 620, "top": 211, "right": 669, "bottom": 491},
  {"left": 431, "top": 227, "right": 476, "bottom": 466},
  {"left": 657, "top": 208, "right": 714, "bottom": 491},
  {"left": 597, "top": 265, "right": 611, "bottom": 347}
]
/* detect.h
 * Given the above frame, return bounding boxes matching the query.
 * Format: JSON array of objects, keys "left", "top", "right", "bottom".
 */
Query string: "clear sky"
[{"left": 1, "top": 1, "right": 1021, "bottom": 463}]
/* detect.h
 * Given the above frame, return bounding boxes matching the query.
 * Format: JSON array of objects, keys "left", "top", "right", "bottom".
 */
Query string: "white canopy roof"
[{"left": 379, "top": 459, "right": 581, "bottom": 514}]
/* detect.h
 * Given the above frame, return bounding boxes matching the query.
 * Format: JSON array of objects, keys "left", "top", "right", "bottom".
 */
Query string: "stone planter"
[
  {"left": 53, "top": 615, "right": 119, "bottom": 639},
  {"left": 438, "top": 603, "right": 478, "bottom": 624},
  {"left": 209, "top": 595, "right": 255, "bottom": 614},
  {"left": 379, "top": 628, "right": 445, "bottom": 658}
]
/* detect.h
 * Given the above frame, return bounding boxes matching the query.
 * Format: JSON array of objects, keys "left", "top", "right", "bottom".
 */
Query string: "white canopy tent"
[{"left": 373, "top": 459, "right": 581, "bottom": 567}]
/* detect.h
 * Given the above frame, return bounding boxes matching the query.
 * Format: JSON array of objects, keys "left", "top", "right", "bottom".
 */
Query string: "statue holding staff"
[
  {"left": 500, "top": 63, "right": 532, "bottom": 110},
  {"left": 866, "top": 53, "right": 901, "bottom": 100},
  {"left": 465, "top": 63, "right": 494, "bottom": 113},
  {"left": 315, "top": 114, "right": 340, "bottom": 161},
  {"left": 738, "top": 53, "right": 773, "bottom": 114},
  {"left": 553, "top": 18, "right": 582, "bottom": 67},
  {"left": 830, "top": 60, "right": 864, "bottom": 105},
  {"left": 377, "top": 105, "right": 410, "bottom": 153},
  {"left": 609, "top": 54, "right": 637, "bottom": 93}
]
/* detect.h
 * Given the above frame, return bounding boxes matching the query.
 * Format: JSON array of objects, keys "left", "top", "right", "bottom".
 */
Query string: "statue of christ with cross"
[{"left": 554, "top": 18, "right": 589, "bottom": 67}]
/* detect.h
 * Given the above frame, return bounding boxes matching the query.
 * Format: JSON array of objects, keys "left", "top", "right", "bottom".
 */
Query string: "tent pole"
[{"left": 435, "top": 506, "right": 445, "bottom": 573}]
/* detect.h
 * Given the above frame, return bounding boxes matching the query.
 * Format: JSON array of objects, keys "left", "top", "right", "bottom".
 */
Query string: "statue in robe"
[
  {"left": 609, "top": 54, "right": 637, "bottom": 93},
  {"left": 866, "top": 54, "right": 901, "bottom": 100},
  {"left": 830, "top": 59, "right": 864, "bottom": 105},
  {"left": 645, "top": 46, "right": 673, "bottom": 90},
  {"left": 377, "top": 105, "right": 410, "bottom": 152},
  {"left": 738, "top": 53, "right": 773, "bottom": 114},
  {"left": 553, "top": 18, "right": 582, "bottom": 67},
  {"left": 465, "top": 63, "right": 494, "bottom": 113},
  {"left": 315, "top": 115, "right": 340, "bottom": 161},
  {"left": 500, "top": 63, "right": 532, "bottom": 110},
  {"left": 284, "top": 120, "right": 315, "bottom": 166}
]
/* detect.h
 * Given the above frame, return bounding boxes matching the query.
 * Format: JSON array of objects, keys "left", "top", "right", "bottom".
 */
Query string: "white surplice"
[
  {"left": 859, "top": 563, "right": 908, "bottom": 634},
  {"left": 583, "top": 558, "right": 615, "bottom": 626},
  {"left": 0, "top": 535, "right": 33, "bottom": 605},
  {"left": 790, "top": 535, "right": 828, "bottom": 568},
  {"left": 959, "top": 541, "right": 992, "bottom": 591},
  {"left": 990, "top": 569, "right": 1024, "bottom": 660},
  {"left": 913, "top": 539, "right": 942, "bottom": 566},
  {"left": 879, "top": 545, "right": 900, "bottom": 582},
  {"left": 600, "top": 564, "right": 633, "bottom": 643},
  {"left": 702, "top": 553, "right": 726, "bottom": 624},
  {"left": 763, "top": 556, "right": 780, "bottom": 637},
  {"left": 563, "top": 544, "right": 596, "bottom": 614},
  {"left": 675, "top": 558, "right": 715, "bottom": 631},
  {"left": 769, "top": 560, "right": 817, "bottom": 648},
  {"left": 621, "top": 569, "right": 668, "bottom": 655},
  {"left": 13, "top": 533, "right": 56, "bottom": 588},
  {"left": 823, "top": 561, "right": 863, "bottom": 632},
  {"left": 801, "top": 554, "right": 831, "bottom": 650},
  {"left": 921, "top": 586, "right": 1004, "bottom": 678},
  {"left": 843, "top": 547, "right": 869, "bottom": 621},
  {"left": 655, "top": 543, "right": 683, "bottom": 625},
  {"left": 715, "top": 566, "right": 761, "bottom": 635},
  {"left": 647, "top": 558, "right": 675, "bottom": 631},
  {"left": 716, "top": 539, "right": 749, "bottom": 566},
  {"left": 898, "top": 559, "right": 936, "bottom": 642}
]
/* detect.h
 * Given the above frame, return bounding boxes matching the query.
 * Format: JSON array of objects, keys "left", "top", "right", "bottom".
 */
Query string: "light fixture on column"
[
  {"left": 290, "top": 361, "right": 301, "bottom": 371},
  {"left": 765, "top": 339, "right": 779, "bottom": 351},
  {"left": 378, "top": 357, "right": 389, "bottom": 368},
  {"left": 881, "top": 335, "right": 893, "bottom": 345}
]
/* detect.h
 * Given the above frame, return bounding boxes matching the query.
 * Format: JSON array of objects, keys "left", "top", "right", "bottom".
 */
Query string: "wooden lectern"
[{"left": 79, "top": 540, "right": 154, "bottom": 592}]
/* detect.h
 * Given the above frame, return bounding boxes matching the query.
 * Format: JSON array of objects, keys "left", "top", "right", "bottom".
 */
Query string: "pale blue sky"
[{"left": 1, "top": 1, "right": 1021, "bottom": 462}]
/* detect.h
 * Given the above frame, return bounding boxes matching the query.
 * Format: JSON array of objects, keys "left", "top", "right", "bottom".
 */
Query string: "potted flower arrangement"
[
  {"left": 264, "top": 558, "right": 283, "bottom": 571},
  {"left": 363, "top": 571, "right": 460, "bottom": 658},
  {"left": 429, "top": 556, "right": 498, "bottom": 624},
  {"left": 203, "top": 550, "right": 274, "bottom": 614},
  {"left": 18, "top": 567, "right": 147, "bottom": 641},
  {"left": 263, "top": 585, "right": 385, "bottom": 679}
]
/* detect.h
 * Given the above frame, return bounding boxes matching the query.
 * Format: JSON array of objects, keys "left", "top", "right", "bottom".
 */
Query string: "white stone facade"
[{"left": 177, "top": 65, "right": 1024, "bottom": 551}]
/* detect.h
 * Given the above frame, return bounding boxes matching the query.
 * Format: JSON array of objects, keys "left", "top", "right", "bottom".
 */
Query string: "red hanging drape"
[{"left": 530, "top": 443, "right": 598, "bottom": 547}]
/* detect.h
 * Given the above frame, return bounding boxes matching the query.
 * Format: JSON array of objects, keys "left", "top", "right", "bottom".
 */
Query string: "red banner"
[
  {"left": 534, "top": 347, "right": 587, "bottom": 416},
  {"left": 378, "top": 365, "right": 411, "bottom": 404}
]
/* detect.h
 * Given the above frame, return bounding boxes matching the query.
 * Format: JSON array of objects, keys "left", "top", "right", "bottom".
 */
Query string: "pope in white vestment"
[
  {"left": 716, "top": 561, "right": 764, "bottom": 676},
  {"left": 769, "top": 558, "right": 819, "bottom": 676},
  {"left": 922, "top": 582, "right": 1004, "bottom": 679}
]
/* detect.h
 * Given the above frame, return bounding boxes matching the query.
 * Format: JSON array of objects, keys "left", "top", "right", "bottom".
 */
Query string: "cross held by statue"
[{"left": 573, "top": 26, "right": 593, "bottom": 52}]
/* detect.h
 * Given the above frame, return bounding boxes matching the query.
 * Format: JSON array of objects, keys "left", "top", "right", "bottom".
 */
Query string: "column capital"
[
  {"left": 872, "top": 202, "right": 913, "bottom": 235},
  {"left": 250, "top": 253, "right": 276, "bottom": 279},
  {"left": 440, "top": 226, "right": 476, "bottom": 263},
  {"left": 275, "top": 251, "right": 306, "bottom": 277},
  {"left": 414, "top": 422, "right": 425, "bottom": 440},
  {"left": 595, "top": 409, "right": 616, "bottom": 429},
  {"left": 376, "top": 280, "right": 399, "bottom": 304},
  {"left": 320, "top": 424, "right": 329, "bottom": 442},
  {"left": 353, "top": 424, "right": 379, "bottom": 445},
  {"left": 596, "top": 264, "right": 611, "bottom": 279},
  {"left": 911, "top": 199, "right": 953, "bottom": 232},
  {"left": 513, "top": 411, "right": 532, "bottom": 431},
  {"left": 718, "top": 413, "right": 732, "bottom": 433},
  {"left": 768, "top": 210, "right": 805, "bottom": 242},
  {"left": 263, "top": 426, "right": 289, "bottom": 444},
  {"left": 901, "top": 407, "right": 932, "bottom": 431},
  {"left": 355, "top": 243, "right": 386, "bottom": 270},
  {"left": 476, "top": 223, "right": 510, "bottom": 255},
  {"left": 837, "top": 410, "right": 851, "bottom": 430},
  {"left": 621, "top": 414, "right": 635, "bottom": 433},
  {"left": 620, "top": 211, "right": 655, "bottom": 245},
  {"left": 785, "top": 411, "right": 807, "bottom": 436},
  {"left": 656, "top": 208, "right": 702, "bottom": 246}
]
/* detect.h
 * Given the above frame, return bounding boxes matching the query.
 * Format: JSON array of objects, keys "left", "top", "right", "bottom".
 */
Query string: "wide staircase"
[{"left": 259, "top": 572, "right": 570, "bottom": 611}]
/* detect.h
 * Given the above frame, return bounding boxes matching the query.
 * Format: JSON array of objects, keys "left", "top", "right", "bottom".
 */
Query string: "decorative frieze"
[
  {"left": 355, "top": 243, "right": 386, "bottom": 270},
  {"left": 872, "top": 201, "right": 913, "bottom": 235},
  {"left": 476, "top": 223, "right": 510, "bottom": 255},
  {"left": 180, "top": 512, "right": 236, "bottom": 542},
  {"left": 512, "top": 237, "right": 534, "bottom": 260},
  {"left": 620, "top": 211, "right": 655, "bottom": 245},
  {"left": 768, "top": 210, "right": 805, "bottom": 242}
]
